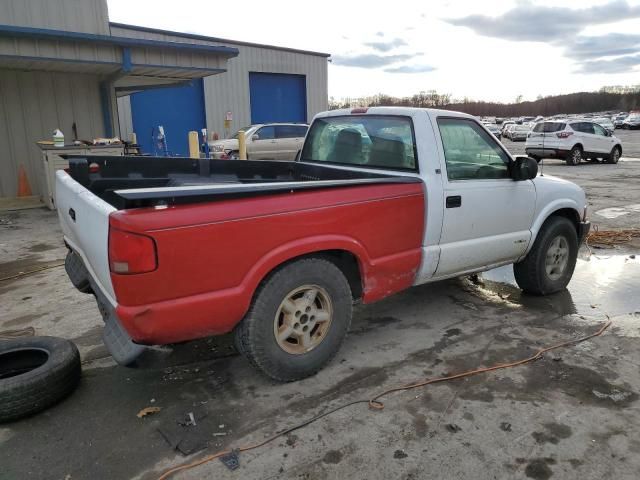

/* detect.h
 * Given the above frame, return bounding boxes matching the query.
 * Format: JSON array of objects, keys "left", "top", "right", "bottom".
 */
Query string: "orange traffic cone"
[{"left": 17, "top": 165, "right": 32, "bottom": 197}]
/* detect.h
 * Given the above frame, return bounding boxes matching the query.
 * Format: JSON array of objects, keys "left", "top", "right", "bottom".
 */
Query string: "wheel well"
[
  {"left": 572, "top": 143, "right": 583, "bottom": 151},
  {"left": 259, "top": 250, "right": 364, "bottom": 301},
  {"left": 614, "top": 144, "right": 622, "bottom": 154},
  {"left": 548, "top": 208, "right": 580, "bottom": 233}
]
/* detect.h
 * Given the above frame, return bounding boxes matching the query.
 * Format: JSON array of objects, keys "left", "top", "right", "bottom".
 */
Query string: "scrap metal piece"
[{"left": 220, "top": 449, "right": 240, "bottom": 471}]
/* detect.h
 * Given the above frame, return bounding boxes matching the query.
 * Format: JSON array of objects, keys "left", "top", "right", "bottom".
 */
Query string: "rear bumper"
[
  {"left": 525, "top": 147, "right": 570, "bottom": 159},
  {"left": 578, "top": 221, "right": 591, "bottom": 245},
  {"left": 65, "top": 249, "right": 146, "bottom": 365}
]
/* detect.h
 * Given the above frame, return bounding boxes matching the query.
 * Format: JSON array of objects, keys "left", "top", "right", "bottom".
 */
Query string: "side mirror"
[
  {"left": 511, "top": 156, "right": 538, "bottom": 181},
  {"left": 251, "top": 134, "right": 260, "bottom": 141}
]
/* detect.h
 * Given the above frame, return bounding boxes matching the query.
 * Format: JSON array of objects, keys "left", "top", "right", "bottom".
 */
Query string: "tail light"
[
  {"left": 556, "top": 131, "right": 573, "bottom": 138},
  {"left": 109, "top": 228, "right": 157, "bottom": 274}
]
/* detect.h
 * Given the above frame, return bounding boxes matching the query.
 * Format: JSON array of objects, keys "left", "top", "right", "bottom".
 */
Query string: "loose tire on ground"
[
  {"left": 513, "top": 216, "right": 578, "bottom": 295},
  {"left": 566, "top": 146, "right": 582, "bottom": 166},
  {"left": 0, "top": 336, "right": 81, "bottom": 423},
  {"left": 235, "top": 258, "right": 352, "bottom": 382}
]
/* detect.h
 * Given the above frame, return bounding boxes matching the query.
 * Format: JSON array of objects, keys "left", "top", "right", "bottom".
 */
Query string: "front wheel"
[
  {"left": 607, "top": 146, "right": 621, "bottom": 164},
  {"left": 514, "top": 216, "right": 578, "bottom": 295},
  {"left": 235, "top": 258, "right": 352, "bottom": 381}
]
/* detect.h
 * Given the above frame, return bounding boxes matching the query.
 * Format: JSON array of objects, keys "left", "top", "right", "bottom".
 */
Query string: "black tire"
[
  {"left": 566, "top": 145, "right": 582, "bottom": 166},
  {"left": 235, "top": 258, "right": 352, "bottom": 381},
  {"left": 607, "top": 146, "right": 621, "bottom": 164},
  {"left": 64, "top": 250, "right": 92, "bottom": 293},
  {"left": 514, "top": 216, "right": 578, "bottom": 295},
  {"left": 228, "top": 150, "right": 239, "bottom": 160},
  {"left": 0, "top": 337, "right": 81, "bottom": 423}
]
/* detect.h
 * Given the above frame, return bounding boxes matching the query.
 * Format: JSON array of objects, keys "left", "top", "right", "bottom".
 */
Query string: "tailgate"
[{"left": 55, "top": 170, "right": 117, "bottom": 304}]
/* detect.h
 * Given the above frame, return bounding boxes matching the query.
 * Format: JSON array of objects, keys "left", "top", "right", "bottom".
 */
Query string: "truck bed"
[{"left": 65, "top": 155, "right": 420, "bottom": 209}]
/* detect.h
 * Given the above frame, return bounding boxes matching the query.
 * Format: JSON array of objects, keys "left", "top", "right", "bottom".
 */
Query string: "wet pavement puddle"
[{"left": 476, "top": 253, "right": 640, "bottom": 336}]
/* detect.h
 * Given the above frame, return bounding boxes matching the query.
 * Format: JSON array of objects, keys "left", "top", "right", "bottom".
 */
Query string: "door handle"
[{"left": 446, "top": 195, "right": 462, "bottom": 208}]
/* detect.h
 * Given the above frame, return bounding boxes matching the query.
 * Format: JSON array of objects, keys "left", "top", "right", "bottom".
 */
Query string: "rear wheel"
[
  {"left": 607, "top": 146, "right": 621, "bottom": 164},
  {"left": 514, "top": 216, "right": 578, "bottom": 295},
  {"left": 235, "top": 258, "right": 352, "bottom": 381},
  {"left": 566, "top": 146, "right": 582, "bottom": 166}
]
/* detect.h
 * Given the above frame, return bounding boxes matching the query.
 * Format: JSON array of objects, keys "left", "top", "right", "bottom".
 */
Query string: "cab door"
[
  {"left": 592, "top": 122, "right": 616, "bottom": 154},
  {"left": 572, "top": 122, "right": 598, "bottom": 154},
  {"left": 247, "top": 126, "right": 277, "bottom": 160},
  {"left": 433, "top": 117, "right": 536, "bottom": 278}
]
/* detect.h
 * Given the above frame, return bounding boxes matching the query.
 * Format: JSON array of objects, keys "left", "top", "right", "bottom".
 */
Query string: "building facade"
[
  {"left": 113, "top": 23, "right": 329, "bottom": 155},
  {"left": 0, "top": 0, "right": 329, "bottom": 202}
]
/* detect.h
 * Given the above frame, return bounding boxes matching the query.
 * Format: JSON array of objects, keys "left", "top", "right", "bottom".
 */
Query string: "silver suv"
[
  {"left": 525, "top": 120, "right": 622, "bottom": 166},
  {"left": 209, "top": 123, "right": 308, "bottom": 160}
]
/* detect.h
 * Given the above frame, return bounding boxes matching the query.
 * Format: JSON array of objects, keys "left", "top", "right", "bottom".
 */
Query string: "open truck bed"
[
  {"left": 56, "top": 154, "right": 425, "bottom": 365},
  {"left": 65, "top": 155, "right": 420, "bottom": 209}
]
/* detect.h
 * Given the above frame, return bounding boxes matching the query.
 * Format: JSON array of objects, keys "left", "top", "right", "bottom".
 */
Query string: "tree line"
[{"left": 329, "top": 86, "right": 640, "bottom": 117}]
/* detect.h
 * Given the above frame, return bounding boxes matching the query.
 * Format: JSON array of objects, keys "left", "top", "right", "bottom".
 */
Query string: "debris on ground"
[
  {"left": 157, "top": 409, "right": 211, "bottom": 456},
  {"left": 0, "top": 326, "right": 35, "bottom": 339},
  {"left": 393, "top": 449, "right": 408, "bottom": 459},
  {"left": 587, "top": 227, "right": 640, "bottom": 247},
  {"left": 500, "top": 422, "right": 512, "bottom": 432},
  {"left": 137, "top": 406, "right": 161, "bottom": 418},
  {"left": 220, "top": 449, "right": 240, "bottom": 471},
  {"left": 446, "top": 423, "right": 462, "bottom": 433}
]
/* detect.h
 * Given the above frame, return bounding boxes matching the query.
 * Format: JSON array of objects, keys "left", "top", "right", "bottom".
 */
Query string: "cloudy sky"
[{"left": 107, "top": 0, "right": 640, "bottom": 103}]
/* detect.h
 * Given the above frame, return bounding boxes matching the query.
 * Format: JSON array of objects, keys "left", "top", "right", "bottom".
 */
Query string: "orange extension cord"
[{"left": 157, "top": 319, "right": 611, "bottom": 480}]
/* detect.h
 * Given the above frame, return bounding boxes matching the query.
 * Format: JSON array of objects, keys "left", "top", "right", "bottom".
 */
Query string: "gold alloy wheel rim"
[
  {"left": 273, "top": 285, "right": 333, "bottom": 355},
  {"left": 545, "top": 235, "right": 569, "bottom": 281}
]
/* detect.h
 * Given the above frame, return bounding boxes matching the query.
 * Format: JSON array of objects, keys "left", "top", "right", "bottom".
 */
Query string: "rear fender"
[{"left": 240, "top": 234, "right": 371, "bottom": 301}]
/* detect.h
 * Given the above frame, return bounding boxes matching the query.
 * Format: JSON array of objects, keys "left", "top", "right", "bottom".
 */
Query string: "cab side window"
[
  {"left": 276, "top": 125, "right": 308, "bottom": 138},
  {"left": 593, "top": 123, "right": 607, "bottom": 136},
  {"left": 437, "top": 118, "right": 510, "bottom": 181},
  {"left": 255, "top": 126, "right": 275, "bottom": 140}
]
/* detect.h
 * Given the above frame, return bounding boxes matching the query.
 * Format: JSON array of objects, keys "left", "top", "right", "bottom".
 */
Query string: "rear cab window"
[{"left": 301, "top": 115, "right": 417, "bottom": 170}]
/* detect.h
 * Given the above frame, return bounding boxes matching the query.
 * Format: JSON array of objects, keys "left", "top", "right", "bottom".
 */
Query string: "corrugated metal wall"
[
  {"left": 0, "top": 0, "right": 110, "bottom": 35},
  {"left": 111, "top": 25, "right": 328, "bottom": 139},
  {"left": 0, "top": 70, "right": 104, "bottom": 197}
]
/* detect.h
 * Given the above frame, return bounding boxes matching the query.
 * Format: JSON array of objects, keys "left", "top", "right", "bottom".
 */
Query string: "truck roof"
[{"left": 315, "top": 106, "right": 475, "bottom": 120}]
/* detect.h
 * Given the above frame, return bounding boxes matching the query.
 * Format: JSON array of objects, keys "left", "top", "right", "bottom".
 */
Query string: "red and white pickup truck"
[{"left": 56, "top": 107, "right": 590, "bottom": 381}]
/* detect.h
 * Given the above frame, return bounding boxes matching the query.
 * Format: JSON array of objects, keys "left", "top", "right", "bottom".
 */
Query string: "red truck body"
[{"left": 109, "top": 182, "right": 424, "bottom": 344}]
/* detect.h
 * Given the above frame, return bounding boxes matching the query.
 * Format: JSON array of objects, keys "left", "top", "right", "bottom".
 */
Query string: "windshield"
[
  {"left": 533, "top": 122, "right": 566, "bottom": 133},
  {"left": 300, "top": 115, "right": 417, "bottom": 170},
  {"left": 231, "top": 125, "right": 255, "bottom": 139}
]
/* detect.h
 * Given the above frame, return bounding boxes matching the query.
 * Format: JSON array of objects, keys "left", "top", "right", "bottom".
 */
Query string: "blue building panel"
[
  {"left": 130, "top": 79, "right": 206, "bottom": 156},
  {"left": 249, "top": 73, "right": 307, "bottom": 124}
]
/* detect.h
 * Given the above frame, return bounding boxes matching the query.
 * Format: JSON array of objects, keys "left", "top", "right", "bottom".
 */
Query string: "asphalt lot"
[
  {"left": 502, "top": 128, "right": 640, "bottom": 159},
  {"left": 1, "top": 161, "right": 639, "bottom": 480}
]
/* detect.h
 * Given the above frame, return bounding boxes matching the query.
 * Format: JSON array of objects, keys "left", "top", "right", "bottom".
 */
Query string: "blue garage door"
[
  {"left": 130, "top": 79, "right": 206, "bottom": 156},
  {"left": 249, "top": 73, "right": 307, "bottom": 124}
]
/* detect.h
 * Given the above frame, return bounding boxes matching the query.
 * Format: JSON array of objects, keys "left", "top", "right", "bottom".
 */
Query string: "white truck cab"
[{"left": 307, "top": 107, "right": 589, "bottom": 292}]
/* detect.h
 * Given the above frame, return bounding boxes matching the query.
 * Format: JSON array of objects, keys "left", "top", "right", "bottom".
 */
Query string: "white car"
[
  {"left": 525, "top": 120, "right": 622, "bottom": 165},
  {"left": 208, "top": 123, "right": 308, "bottom": 160}
]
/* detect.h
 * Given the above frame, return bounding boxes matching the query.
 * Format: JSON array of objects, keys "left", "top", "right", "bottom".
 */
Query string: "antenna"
[{"left": 540, "top": 121, "right": 545, "bottom": 176}]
